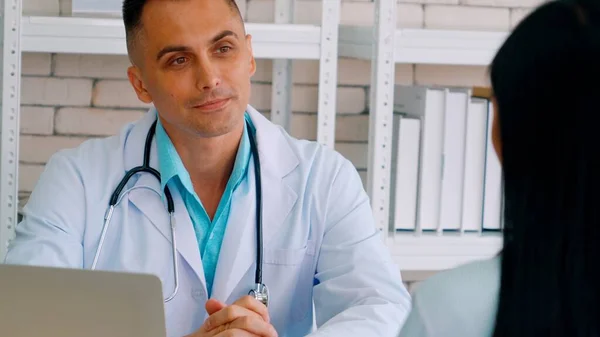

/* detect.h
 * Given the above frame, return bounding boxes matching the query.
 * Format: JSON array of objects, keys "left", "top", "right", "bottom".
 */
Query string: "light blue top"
[
  {"left": 155, "top": 114, "right": 253, "bottom": 297},
  {"left": 398, "top": 256, "right": 501, "bottom": 337}
]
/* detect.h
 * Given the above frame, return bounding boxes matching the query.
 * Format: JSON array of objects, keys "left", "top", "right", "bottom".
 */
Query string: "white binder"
[
  {"left": 439, "top": 89, "right": 468, "bottom": 231},
  {"left": 390, "top": 114, "right": 421, "bottom": 231},
  {"left": 461, "top": 97, "right": 489, "bottom": 232},
  {"left": 482, "top": 100, "right": 503, "bottom": 230},
  {"left": 393, "top": 86, "right": 445, "bottom": 232}
]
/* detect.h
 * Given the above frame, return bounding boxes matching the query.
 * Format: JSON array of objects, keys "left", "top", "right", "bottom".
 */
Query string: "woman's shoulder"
[
  {"left": 409, "top": 256, "right": 502, "bottom": 336},
  {"left": 417, "top": 256, "right": 501, "bottom": 297}
]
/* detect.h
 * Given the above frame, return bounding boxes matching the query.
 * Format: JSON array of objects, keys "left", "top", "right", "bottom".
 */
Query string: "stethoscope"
[{"left": 90, "top": 117, "right": 269, "bottom": 307}]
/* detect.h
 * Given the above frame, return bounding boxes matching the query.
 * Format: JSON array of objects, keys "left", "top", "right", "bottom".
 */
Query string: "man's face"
[{"left": 128, "top": 0, "right": 256, "bottom": 138}]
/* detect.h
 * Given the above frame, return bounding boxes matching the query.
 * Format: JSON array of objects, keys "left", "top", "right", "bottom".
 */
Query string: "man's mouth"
[{"left": 192, "top": 98, "right": 231, "bottom": 112}]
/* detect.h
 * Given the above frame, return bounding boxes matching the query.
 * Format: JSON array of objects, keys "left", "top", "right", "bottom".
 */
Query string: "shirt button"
[{"left": 191, "top": 288, "right": 205, "bottom": 300}]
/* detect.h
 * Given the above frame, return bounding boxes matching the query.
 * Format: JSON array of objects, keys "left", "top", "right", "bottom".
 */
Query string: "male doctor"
[{"left": 4, "top": 0, "right": 410, "bottom": 336}]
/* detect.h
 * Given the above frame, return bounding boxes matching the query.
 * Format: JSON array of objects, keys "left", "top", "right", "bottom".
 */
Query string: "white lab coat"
[{"left": 4, "top": 105, "right": 411, "bottom": 337}]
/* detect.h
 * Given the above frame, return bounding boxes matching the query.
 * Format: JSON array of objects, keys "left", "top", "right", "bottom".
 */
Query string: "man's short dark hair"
[{"left": 122, "top": 0, "right": 243, "bottom": 61}]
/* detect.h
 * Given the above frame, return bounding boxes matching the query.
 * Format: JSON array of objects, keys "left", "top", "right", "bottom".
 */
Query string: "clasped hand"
[{"left": 187, "top": 295, "right": 278, "bottom": 337}]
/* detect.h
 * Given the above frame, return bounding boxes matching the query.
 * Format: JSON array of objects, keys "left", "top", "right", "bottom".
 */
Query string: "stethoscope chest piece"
[{"left": 249, "top": 283, "right": 269, "bottom": 307}]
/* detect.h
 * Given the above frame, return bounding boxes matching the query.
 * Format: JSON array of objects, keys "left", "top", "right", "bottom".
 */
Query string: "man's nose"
[{"left": 195, "top": 59, "right": 221, "bottom": 91}]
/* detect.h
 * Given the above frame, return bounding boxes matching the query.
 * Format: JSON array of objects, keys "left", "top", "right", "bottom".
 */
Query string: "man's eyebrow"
[
  {"left": 154, "top": 31, "right": 238, "bottom": 61},
  {"left": 211, "top": 30, "right": 238, "bottom": 44},
  {"left": 156, "top": 45, "right": 192, "bottom": 61}
]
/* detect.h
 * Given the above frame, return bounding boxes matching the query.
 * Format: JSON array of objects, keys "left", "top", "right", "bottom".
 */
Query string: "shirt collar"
[{"left": 155, "top": 113, "right": 253, "bottom": 196}]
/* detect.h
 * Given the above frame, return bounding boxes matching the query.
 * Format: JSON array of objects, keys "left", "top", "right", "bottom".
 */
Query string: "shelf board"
[
  {"left": 387, "top": 231, "right": 503, "bottom": 271},
  {"left": 21, "top": 16, "right": 323, "bottom": 60},
  {"left": 338, "top": 25, "right": 509, "bottom": 66}
]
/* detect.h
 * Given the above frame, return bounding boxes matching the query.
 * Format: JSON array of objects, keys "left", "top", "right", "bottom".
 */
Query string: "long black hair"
[{"left": 490, "top": 0, "right": 600, "bottom": 336}]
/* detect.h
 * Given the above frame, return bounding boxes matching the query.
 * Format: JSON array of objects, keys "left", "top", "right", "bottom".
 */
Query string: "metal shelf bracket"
[{"left": 0, "top": 0, "right": 23, "bottom": 260}]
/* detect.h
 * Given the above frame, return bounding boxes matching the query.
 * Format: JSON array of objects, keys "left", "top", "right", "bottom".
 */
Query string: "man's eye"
[
  {"left": 218, "top": 46, "right": 232, "bottom": 53},
  {"left": 172, "top": 57, "right": 187, "bottom": 65}
]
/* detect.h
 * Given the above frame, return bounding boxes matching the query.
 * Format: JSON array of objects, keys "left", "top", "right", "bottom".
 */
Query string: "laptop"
[{"left": 0, "top": 264, "right": 167, "bottom": 337}]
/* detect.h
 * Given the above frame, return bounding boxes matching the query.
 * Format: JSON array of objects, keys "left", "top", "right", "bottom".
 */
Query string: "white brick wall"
[
  {"left": 55, "top": 108, "right": 145, "bottom": 136},
  {"left": 20, "top": 135, "right": 87, "bottom": 164},
  {"left": 399, "top": 0, "right": 458, "bottom": 5},
  {"left": 92, "top": 80, "right": 152, "bottom": 108},
  {"left": 59, "top": 0, "right": 71, "bottom": 15},
  {"left": 416, "top": 65, "right": 490, "bottom": 87},
  {"left": 19, "top": 0, "right": 543, "bottom": 281},
  {"left": 24, "top": 0, "right": 59, "bottom": 16},
  {"left": 22, "top": 54, "right": 52, "bottom": 76},
  {"left": 425, "top": 5, "right": 510, "bottom": 31},
  {"left": 54, "top": 55, "right": 130, "bottom": 79},
  {"left": 21, "top": 107, "right": 54, "bottom": 135},
  {"left": 22, "top": 77, "right": 93, "bottom": 106},
  {"left": 19, "top": 164, "right": 45, "bottom": 193},
  {"left": 461, "top": 0, "right": 545, "bottom": 8}
]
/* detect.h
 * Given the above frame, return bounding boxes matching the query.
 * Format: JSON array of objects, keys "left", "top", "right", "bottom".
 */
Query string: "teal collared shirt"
[{"left": 155, "top": 114, "right": 253, "bottom": 296}]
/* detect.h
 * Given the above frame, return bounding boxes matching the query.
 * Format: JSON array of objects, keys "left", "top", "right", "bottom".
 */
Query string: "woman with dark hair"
[{"left": 398, "top": 0, "right": 600, "bottom": 336}]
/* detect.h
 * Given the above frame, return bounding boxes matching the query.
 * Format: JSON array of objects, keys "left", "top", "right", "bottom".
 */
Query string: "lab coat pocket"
[
  {"left": 263, "top": 240, "right": 317, "bottom": 323},
  {"left": 263, "top": 245, "right": 309, "bottom": 265}
]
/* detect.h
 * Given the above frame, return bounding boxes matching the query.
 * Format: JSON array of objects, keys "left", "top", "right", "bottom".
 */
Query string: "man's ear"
[
  {"left": 245, "top": 34, "right": 256, "bottom": 77},
  {"left": 127, "top": 65, "right": 153, "bottom": 104}
]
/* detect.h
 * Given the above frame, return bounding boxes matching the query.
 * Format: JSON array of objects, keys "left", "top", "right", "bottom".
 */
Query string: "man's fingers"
[
  {"left": 225, "top": 316, "right": 278, "bottom": 337},
  {"left": 203, "top": 304, "right": 264, "bottom": 332},
  {"left": 232, "top": 296, "right": 270, "bottom": 323},
  {"left": 206, "top": 299, "right": 227, "bottom": 316},
  {"left": 213, "top": 328, "right": 256, "bottom": 337}
]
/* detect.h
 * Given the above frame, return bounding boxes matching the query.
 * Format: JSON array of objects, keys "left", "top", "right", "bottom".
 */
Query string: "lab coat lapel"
[
  {"left": 211, "top": 106, "right": 299, "bottom": 302},
  {"left": 209, "top": 165, "right": 255, "bottom": 302},
  {"left": 169, "top": 185, "right": 207, "bottom": 286},
  {"left": 124, "top": 109, "right": 206, "bottom": 287}
]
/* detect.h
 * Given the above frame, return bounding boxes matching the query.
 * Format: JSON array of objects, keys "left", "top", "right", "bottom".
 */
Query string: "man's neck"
[{"left": 161, "top": 119, "right": 244, "bottom": 218}]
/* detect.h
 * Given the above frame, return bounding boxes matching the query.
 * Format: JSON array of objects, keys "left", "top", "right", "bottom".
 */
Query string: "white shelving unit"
[
  {"left": 339, "top": 26, "right": 508, "bottom": 67},
  {"left": 339, "top": 0, "right": 508, "bottom": 271},
  {"left": 388, "top": 232, "right": 503, "bottom": 271},
  {"left": 21, "top": 16, "right": 324, "bottom": 58},
  {"left": 0, "top": 0, "right": 341, "bottom": 260},
  {"left": 1, "top": 0, "right": 24, "bottom": 262}
]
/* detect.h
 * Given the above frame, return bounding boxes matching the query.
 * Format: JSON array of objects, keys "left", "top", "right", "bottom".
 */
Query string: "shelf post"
[
  {"left": 0, "top": 0, "right": 23, "bottom": 260},
  {"left": 367, "top": 0, "right": 396, "bottom": 239},
  {"left": 316, "top": 0, "right": 340, "bottom": 149},
  {"left": 270, "top": 0, "right": 295, "bottom": 132}
]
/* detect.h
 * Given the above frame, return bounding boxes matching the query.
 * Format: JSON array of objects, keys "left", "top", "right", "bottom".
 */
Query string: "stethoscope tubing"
[{"left": 91, "top": 117, "right": 265, "bottom": 305}]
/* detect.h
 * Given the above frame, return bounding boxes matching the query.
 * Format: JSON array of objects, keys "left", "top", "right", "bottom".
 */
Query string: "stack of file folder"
[{"left": 389, "top": 85, "right": 504, "bottom": 235}]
